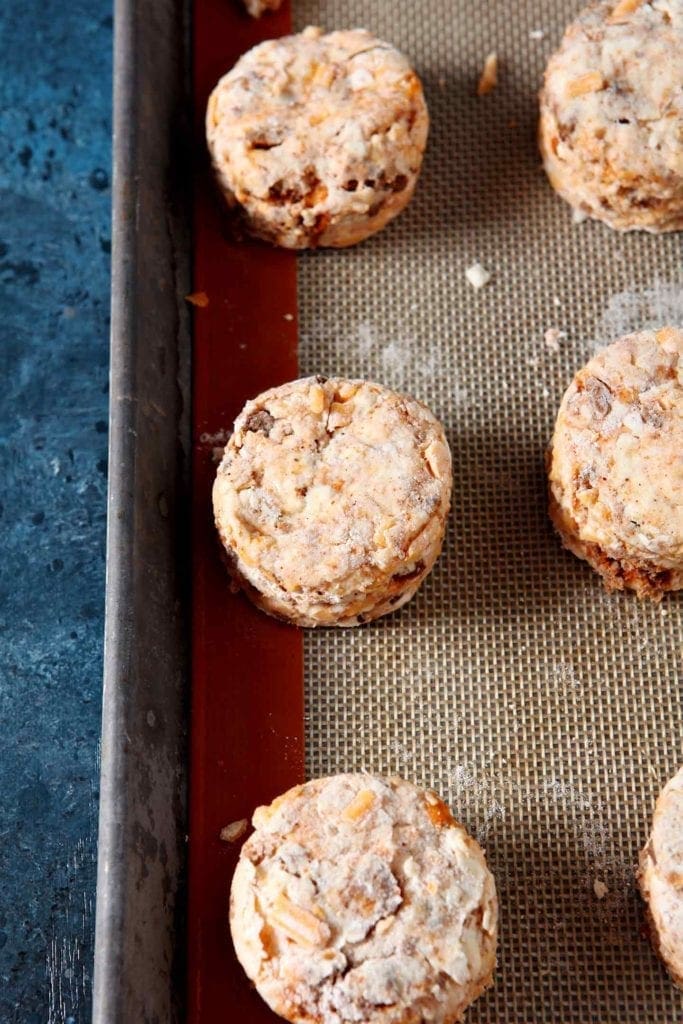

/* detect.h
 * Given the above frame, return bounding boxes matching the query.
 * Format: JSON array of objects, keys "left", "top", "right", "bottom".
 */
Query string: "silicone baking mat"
[
  {"left": 296, "top": 1, "right": 682, "bottom": 1021},
  {"left": 189, "top": 1, "right": 682, "bottom": 1021}
]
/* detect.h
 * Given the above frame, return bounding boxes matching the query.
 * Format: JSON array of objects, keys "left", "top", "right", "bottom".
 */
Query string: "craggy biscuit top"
[
  {"left": 213, "top": 377, "right": 451, "bottom": 599},
  {"left": 231, "top": 775, "right": 497, "bottom": 1024},
  {"left": 639, "top": 768, "right": 683, "bottom": 985},
  {"left": 549, "top": 328, "right": 683, "bottom": 570},
  {"left": 540, "top": 0, "right": 683, "bottom": 229},
  {"left": 206, "top": 27, "right": 428, "bottom": 246}
]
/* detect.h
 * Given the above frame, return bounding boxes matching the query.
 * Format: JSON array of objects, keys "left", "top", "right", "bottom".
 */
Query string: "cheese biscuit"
[
  {"left": 539, "top": 1, "right": 683, "bottom": 232},
  {"left": 230, "top": 774, "right": 498, "bottom": 1024},
  {"left": 638, "top": 767, "right": 683, "bottom": 986},
  {"left": 547, "top": 327, "right": 683, "bottom": 598},
  {"left": 213, "top": 377, "right": 451, "bottom": 626},
  {"left": 206, "top": 27, "right": 429, "bottom": 248}
]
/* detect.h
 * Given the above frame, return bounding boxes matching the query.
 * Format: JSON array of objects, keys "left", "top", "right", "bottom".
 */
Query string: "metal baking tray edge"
[{"left": 93, "top": 1, "right": 191, "bottom": 1020}]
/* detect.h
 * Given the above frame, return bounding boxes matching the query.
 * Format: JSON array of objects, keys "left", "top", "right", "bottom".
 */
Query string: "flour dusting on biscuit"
[
  {"left": 547, "top": 327, "right": 683, "bottom": 598},
  {"left": 213, "top": 377, "right": 452, "bottom": 626},
  {"left": 539, "top": 0, "right": 683, "bottom": 232},
  {"left": 206, "top": 27, "right": 429, "bottom": 248},
  {"left": 230, "top": 774, "right": 498, "bottom": 1023}
]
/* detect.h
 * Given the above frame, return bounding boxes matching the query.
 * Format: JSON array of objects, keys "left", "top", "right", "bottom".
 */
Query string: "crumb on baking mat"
[
  {"left": 593, "top": 878, "right": 609, "bottom": 899},
  {"left": 477, "top": 52, "right": 498, "bottom": 96},
  {"left": 242, "top": 0, "right": 282, "bottom": 17},
  {"left": 220, "top": 819, "right": 249, "bottom": 842},
  {"left": 465, "top": 262, "right": 492, "bottom": 289},
  {"left": 544, "top": 327, "right": 566, "bottom": 352},
  {"left": 186, "top": 291, "right": 209, "bottom": 308}
]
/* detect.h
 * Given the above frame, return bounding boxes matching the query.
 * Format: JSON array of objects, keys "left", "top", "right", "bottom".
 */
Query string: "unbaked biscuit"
[
  {"left": 638, "top": 767, "right": 683, "bottom": 987},
  {"left": 213, "top": 377, "right": 451, "bottom": 626},
  {"left": 230, "top": 774, "right": 498, "bottom": 1024},
  {"left": 539, "top": 0, "right": 683, "bottom": 232},
  {"left": 206, "top": 26, "right": 429, "bottom": 248},
  {"left": 547, "top": 327, "right": 683, "bottom": 598}
]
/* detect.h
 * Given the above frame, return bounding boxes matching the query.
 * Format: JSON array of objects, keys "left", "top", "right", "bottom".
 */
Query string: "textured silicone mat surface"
[{"left": 293, "top": 1, "right": 682, "bottom": 1020}]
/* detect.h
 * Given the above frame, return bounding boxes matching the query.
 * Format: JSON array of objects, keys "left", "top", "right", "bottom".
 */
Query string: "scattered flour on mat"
[
  {"left": 302, "top": 320, "right": 470, "bottom": 409},
  {"left": 592, "top": 277, "right": 683, "bottom": 352},
  {"left": 525, "top": 278, "right": 682, "bottom": 403},
  {"left": 386, "top": 738, "right": 415, "bottom": 768},
  {"left": 374, "top": 325, "right": 470, "bottom": 408},
  {"left": 544, "top": 777, "right": 635, "bottom": 918},
  {"left": 551, "top": 660, "right": 582, "bottom": 693},
  {"left": 444, "top": 764, "right": 634, "bottom": 914}
]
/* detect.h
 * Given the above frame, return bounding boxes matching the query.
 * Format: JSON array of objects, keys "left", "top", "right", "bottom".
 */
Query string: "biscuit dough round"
[
  {"left": 213, "top": 376, "right": 451, "bottom": 627},
  {"left": 230, "top": 774, "right": 498, "bottom": 1024},
  {"left": 547, "top": 327, "right": 683, "bottom": 598},
  {"left": 539, "top": 0, "right": 683, "bottom": 232},
  {"left": 638, "top": 767, "right": 683, "bottom": 987},
  {"left": 206, "top": 26, "right": 429, "bottom": 248}
]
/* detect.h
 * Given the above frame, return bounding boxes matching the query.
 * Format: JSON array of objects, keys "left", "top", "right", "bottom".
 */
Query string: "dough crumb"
[
  {"left": 529, "top": 28, "right": 545, "bottom": 40},
  {"left": 220, "top": 819, "right": 249, "bottom": 843},
  {"left": 465, "top": 262, "right": 492, "bottom": 289},
  {"left": 242, "top": 0, "right": 282, "bottom": 17},
  {"left": 593, "top": 878, "right": 609, "bottom": 899},
  {"left": 544, "top": 327, "right": 565, "bottom": 352},
  {"left": 185, "top": 291, "right": 209, "bottom": 308},
  {"left": 283, "top": 313, "right": 294, "bottom": 321},
  {"left": 477, "top": 52, "right": 498, "bottom": 96}
]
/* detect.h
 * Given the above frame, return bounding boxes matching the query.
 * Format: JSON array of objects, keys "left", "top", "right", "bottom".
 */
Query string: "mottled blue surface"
[{"left": 0, "top": 3, "right": 111, "bottom": 1021}]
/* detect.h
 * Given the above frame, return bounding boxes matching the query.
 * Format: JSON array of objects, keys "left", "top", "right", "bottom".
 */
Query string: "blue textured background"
[{"left": 0, "top": 2, "right": 111, "bottom": 1021}]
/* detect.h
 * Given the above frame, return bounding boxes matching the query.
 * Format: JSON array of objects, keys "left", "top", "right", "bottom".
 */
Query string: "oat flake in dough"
[
  {"left": 205, "top": 27, "right": 429, "bottom": 248},
  {"left": 539, "top": 0, "right": 683, "bottom": 232},
  {"left": 213, "top": 376, "right": 452, "bottom": 627},
  {"left": 547, "top": 327, "right": 683, "bottom": 598},
  {"left": 230, "top": 774, "right": 498, "bottom": 1024},
  {"left": 639, "top": 767, "right": 683, "bottom": 987}
]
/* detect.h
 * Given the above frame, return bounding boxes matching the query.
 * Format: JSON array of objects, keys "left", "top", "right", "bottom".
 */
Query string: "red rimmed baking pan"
[{"left": 94, "top": 0, "right": 682, "bottom": 1021}]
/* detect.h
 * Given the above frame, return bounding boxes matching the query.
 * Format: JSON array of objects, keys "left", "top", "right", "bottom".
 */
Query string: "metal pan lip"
[{"left": 92, "top": 1, "right": 191, "bottom": 1020}]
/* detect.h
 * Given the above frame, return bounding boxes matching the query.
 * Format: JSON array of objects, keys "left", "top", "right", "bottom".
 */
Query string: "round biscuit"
[
  {"left": 547, "top": 327, "right": 683, "bottom": 598},
  {"left": 639, "top": 767, "right": 683, "bottom": 987},
  {"left": 539, "top": 0, "right": 683, "bottom": 232},
  {"left": 206, "top": 27, "right": 429, "bottom": 248},
  {"left": 230, "top": 774, "right": 498, "bottom": 1024},
  {"left": 213, "top": 376, "right": 452, "bottom": 626}
]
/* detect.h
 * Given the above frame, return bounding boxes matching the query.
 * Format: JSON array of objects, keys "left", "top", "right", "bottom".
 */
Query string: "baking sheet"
[
  {"left": 294, "top": 1, "right": 682, "bottom": 1021},
  {"left": 186, "top": 1, "right": 683, "bottom": 1022}
]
